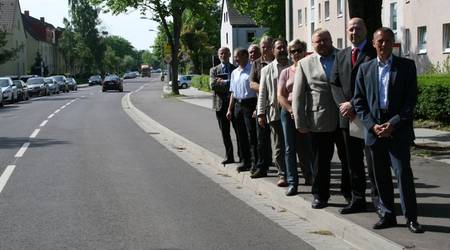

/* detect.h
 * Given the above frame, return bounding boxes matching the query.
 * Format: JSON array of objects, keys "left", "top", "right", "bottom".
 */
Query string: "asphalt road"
[{"left": 0, "top": 79, "right": 314, "bottom": 249}]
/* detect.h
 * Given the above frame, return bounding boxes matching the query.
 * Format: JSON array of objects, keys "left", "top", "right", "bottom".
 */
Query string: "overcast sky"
[{"left": 19, "top": 0, "right": 159, "bottom": 51}]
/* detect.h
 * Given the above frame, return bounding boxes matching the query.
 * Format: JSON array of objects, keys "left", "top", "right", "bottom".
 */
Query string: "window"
[
  {"left": 226, "top": 33, "right": 228, "bottom": 44},
  {"left": 404, "top": 28, "right": 410, "bottom": 55},
  {"left": 311, "top": 22, "right": 315, "bottom": 37},
  {"left": 305, "top": 8, "right": 307, "bottom": 26},
  {"left": 318, "top": 3, "right": 321, "bottom": 22},
  {"left": 337, "top": 0, "right": 343, "bottom": 17},
  {"left": 337, "top": 38, "right": 343, "bottom": 49},
  {"left": 324, "top": 0, "right": 330, "bottom": 20},
  {"left": 418, "top": 26, "right": 427, "bottom": 54},
  {"left": 390, "top": 3, "right": 398, "bottom": 32},
  {"left": 444, "top": 23, "right": 450, "bottom": 53},
  {"left": 247, "top": 31, "right": 255, "bottom": 43},
  {"left": 310, "top": 1, "right": 315, "bottom": 22},
  {"left": 298, "top": 9, "right": 303, "bottom": 26}
]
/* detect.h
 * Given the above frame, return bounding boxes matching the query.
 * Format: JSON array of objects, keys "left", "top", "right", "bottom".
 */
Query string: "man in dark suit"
[
  {"left": 353, "top": 27, "right": 424, "bottom": 233},
  {"left": 210, "top": 47, "right": 239, "bottom": 165},
  {"left": 330, "top": 17, "right": 379, "bottom": 214}
]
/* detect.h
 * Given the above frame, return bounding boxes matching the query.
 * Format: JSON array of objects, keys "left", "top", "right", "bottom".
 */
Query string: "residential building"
[
  {"left": 220, "top": 0, "right": 267, "bottom": 63},
  {"left": 0, "top": 0, "right": 27, "bottom": 76},
  {"left": 286, "top": 0, "right": 450, "bottom": 73}
]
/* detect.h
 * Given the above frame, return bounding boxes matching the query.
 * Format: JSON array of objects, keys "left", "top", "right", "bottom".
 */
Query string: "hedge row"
[
  {"left": 191, "top": 75, "right": 211, "bottom": 92},
  {"left": 416, "top": 74, "right": 450, "bottom": 123}
]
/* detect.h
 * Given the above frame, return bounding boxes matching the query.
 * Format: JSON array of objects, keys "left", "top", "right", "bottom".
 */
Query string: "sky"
[{"left": 19, "top": 0, "right": 159, "bottom": 51}]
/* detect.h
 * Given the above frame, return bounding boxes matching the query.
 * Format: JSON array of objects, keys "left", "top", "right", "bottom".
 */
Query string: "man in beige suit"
[
  {"left": 292, "top": 29, "right": 339, "bottom": 209},
  {"left": 255, "top": 39, "right": 290, "bottom": 184}
]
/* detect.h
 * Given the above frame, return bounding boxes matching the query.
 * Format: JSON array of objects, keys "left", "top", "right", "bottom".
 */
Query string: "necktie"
[
  {"left": 352, "top": 48, "right": 359, "bottom": 66},
  {"left": 222, "top": 64, "right": 228, "bottom": 74}
]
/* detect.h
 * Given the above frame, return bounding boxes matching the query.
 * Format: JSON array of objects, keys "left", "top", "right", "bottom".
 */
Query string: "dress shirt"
[
  {"left": 220, "top": 63, "right": 232, "bottom": 85},
  {"left": 278, "top": 65, "right": 296, "bottom": 102},
  {"left": 352, "top": 39, "right": 367, "bottom": 55},
  {"left": 318, "top": 53, "right": 335, "bottom": 82},
  {"left": 229, "top": 63, "right": 256, "bottom": 100},
  {"left": 377, "top": 55, "right": 393, "bottom": 109}
]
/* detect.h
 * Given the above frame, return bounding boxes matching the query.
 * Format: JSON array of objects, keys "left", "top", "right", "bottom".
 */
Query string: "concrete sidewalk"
[{"left": 132, "top": 81, "right": 450, "bottom": 250}]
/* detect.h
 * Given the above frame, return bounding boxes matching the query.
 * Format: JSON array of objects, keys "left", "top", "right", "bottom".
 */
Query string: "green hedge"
[
  {"left": 416, "top": 74, "right": 450, "bottom": 123},
  {"left": 191, "top": 75, "right": 211, "bottom": 92}
]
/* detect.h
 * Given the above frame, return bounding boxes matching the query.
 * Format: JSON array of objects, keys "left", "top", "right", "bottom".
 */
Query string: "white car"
[
  {"left": 0, "top": 77, "right": 18, "bottom": 103},
  {"left": 168, "top": 74, "right": 199, "bottom": 89}
]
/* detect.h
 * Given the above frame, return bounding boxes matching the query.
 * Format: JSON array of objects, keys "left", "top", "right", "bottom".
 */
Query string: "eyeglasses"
[{"left": 290, "top": 48, "right": 303, "bottom": 54}]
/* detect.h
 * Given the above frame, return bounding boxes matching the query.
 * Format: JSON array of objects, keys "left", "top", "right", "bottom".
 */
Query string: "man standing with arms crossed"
[
  {"left": 353, "top": 27, "right": 423, "bottom": 233},
  {"left": 210, "top": 47, "right": 240, "bottom": 165},
  {"left": 330, "top": 18, "right": 379, "bottom": 214}
]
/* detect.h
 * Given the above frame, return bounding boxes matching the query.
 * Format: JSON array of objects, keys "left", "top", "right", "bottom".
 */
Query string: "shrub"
[
  {"left": 416, "top": 74, "right": 450, "bottom": 123},
  {"left": 191, "top": 75, "right": 211, "bottom": 92}
]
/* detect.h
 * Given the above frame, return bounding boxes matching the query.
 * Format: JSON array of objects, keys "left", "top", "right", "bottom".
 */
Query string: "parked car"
[
  {"left": 88, "top": 75, "right": 102, "bottom": 86},
  {"left": 0, "top": 89, "right": 3, "bottom": 107},
  {"left": 66, "top": 77, "right": 77, "bottom": 91},
  {"left": 44, "top": 77, "right": 59, "bottom": 95},
  {"left": 27, "top": 77, "right": 49, "bottom": 97},
  {"left": 168, "top": 74, "right": 198, "bottom": 89},
  {"left": 123, "top": 72, "right": 138, "bottom": 79},
  {"left": 102, "top": 74, "right": 123, "bottom": 92},
  {"left": 13, "top": 80, "right": 29, "bottom": 101},
  {"left": 0, "top": 77, "right": 18, "bottom": 103},
  {"left": 50, "top": 75, "right": 69, "bottom": 93}
]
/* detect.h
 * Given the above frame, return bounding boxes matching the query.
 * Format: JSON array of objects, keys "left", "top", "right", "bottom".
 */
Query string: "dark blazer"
[
  {"left": 330, "top": 42, "right": 376, "bottom": 128},
  {"left": 353, "top": 56, "right": 418, "bottom": 146},
  {"left": 209, "top": 63, "right": 236, "bottom": 111}
]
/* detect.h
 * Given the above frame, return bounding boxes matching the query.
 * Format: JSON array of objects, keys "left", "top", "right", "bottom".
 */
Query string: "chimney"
[
  {"left": 24, "top": 10, "right": 29, "bottom": 16},
  {"left": 40, "top": 17, "right": 45, "bottom": 23}
]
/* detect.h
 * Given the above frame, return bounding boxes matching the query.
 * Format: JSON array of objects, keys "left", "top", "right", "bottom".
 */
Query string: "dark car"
[
  {"left": 51, "top": 75, "right": 69, "bottom": 93},
  {"left": 102, "top": 74, "right": 123, "bottom": 92},
  {"left": 67, "top": 77, "right": 78, "bottom": 91},
  {"left": 13, "top": 80, "right": 29, "bottom": 101},
  {"left": 88, "top": 75, "right": 102, "bottom": 86},
  {"left": 26, "top": 77, "right": 49, "bottom": 97}
]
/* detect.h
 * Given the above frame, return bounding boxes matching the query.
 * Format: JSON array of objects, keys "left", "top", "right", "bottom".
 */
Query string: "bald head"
[{"left": 347, "top": 17, "right": 367, "bottom": 46}]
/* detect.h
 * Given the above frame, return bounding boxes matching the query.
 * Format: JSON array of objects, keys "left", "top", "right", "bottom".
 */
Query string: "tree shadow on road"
[{"left": 0, "top": 137, "right": 71, "bottom": 149}]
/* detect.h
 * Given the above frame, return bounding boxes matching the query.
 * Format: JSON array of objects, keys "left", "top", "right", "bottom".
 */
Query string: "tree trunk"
[
  {"left": 170, "top": 8, "right": 182, "bottom": 95},
  {"left": 348, "top": 0, "right": 382, "bottom": 38}
]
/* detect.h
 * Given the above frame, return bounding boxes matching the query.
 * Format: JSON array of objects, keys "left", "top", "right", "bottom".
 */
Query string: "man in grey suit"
[
  {"left": 210, "top": 47, "right": 239, "bottom": 165},
  {"left": 292, "top": 29, "right": 339, "bottom": 209},
  {"left": 353, "top": 27, "right": 423, "bottom": 233}
]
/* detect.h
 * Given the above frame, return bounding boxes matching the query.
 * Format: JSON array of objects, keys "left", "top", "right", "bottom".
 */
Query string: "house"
[
  {"left": 220, "top": 0, "right": 267, "bottom": 62},
  {"left": 0, "top": 0, "right": 28, "bottom": 76},
  {"left": 285, "top": 0, "right": 450, "bottom": 74},
  {"left": 22, "top": 11, "right": 62, "bottom": 75}
]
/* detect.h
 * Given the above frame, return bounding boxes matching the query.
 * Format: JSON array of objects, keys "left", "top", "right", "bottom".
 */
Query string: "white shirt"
[
  {"left": 229, "top": 63, "right": 256, "bottom": 100},
  {"left": 377, "top": 55, "right": 393, "bottom": 109}
]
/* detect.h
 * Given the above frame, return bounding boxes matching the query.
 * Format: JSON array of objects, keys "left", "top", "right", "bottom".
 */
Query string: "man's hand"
[
  {"left": 252, "top": 110, "right": 257, "bottom": 118},
  {"left": 258, "top": 116, "right": 266, "bottom": 128},
  {"left": 226, "top": 109, "right": 232, "bottom": 120},
  {"left": 378, "top": 122, "right": 394, "bottom": 138},
  {"left": 215, "top": 78, "right": 224, "bottom": 85},
  {"left": 372, "top": 124, "right": 385, "bottom": 136},
  {"left": 250, "top": 81, "right": 259, "bottom": 90},
  {"left": 339, "top": 102, "right": 354, "bottom": 118},
  {"left": 297, "top": 128, "right": 309, "bottom": 133}
]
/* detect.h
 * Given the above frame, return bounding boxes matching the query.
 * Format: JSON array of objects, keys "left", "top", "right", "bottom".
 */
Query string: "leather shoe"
[
  {"left": 250, "top": 168, "right": 267, "bottom": 178},
  {"left": 339, "top": 202, "right": 367, "bottom": 214},
  {"left": 407, "top": 220, "right": 424, "bottom": 233},
  {"left": 285, "top": 185, "right": 298, "bottom": 196},
  {"left": 373, "top": 216, "right": 397, "bottom": 229},
  {"left": 276, "top": 176, "right": 288, "bottom": 187},
  {"left": 236, "top": 164, "right": 251, "bottom": 173},
  {"left": 221, "top": 158, "right": 235, "bottom": 165},
  {"left": 311, "top": 198, "right": 328, "bottom": 209}
]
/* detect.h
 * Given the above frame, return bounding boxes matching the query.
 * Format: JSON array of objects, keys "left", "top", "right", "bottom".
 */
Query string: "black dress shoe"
[
  {"left": 236, "top": 164, "right": 251, "bottom": 172},
  {"left": 250, "top": 168, "right": 267, "bottom": 178},
  {"left": 312, "top": 198, "right": 328, "bottom": 209},
  {"left": 221, "top": 158, "right": 235, "bottom": 165},
  {"left": 339, "top": 202, "right": 367, "bottom": 214},
  {"left": 407, "top": 220, "right": 424, "bottom": 233},
  {"left": 286, "top": 185, "right": 298, "bottom": 196},
  {"left": 373, "top": 216, "right": 397, "bottom": 229}
]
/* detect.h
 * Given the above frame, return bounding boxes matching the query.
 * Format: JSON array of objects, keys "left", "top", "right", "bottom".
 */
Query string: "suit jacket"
[
  {"left": 257, "top": 60, "right": 290, "bottom": 122},
  {"left": 292, "top": 50, "right": 339, "bottom": 133},
  {"left": 330, "top": 43, "right": 376, "bottom": 128},
  {"left": 353, "top": 56, "right": 418, "bottom": 146},
  {"left": 209, "top": 63, "right": 236, "bottom": 111}
]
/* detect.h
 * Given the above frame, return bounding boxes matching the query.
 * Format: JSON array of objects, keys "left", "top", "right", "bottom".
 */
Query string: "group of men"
[{"left": 209, "top": 17, "right": 423, "bottom": 234}]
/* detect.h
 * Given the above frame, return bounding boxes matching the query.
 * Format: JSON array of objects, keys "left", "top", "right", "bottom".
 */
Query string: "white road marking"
[
  {"left": 54, "top": 109, "right": 60, "bottom": 114},
  {"left": 15, "top": 142, "right": 30, "bottom": 158},
  {"left": 61, "top": 105, "right": 66, "bottom": 109},
  {"left": 40, "top": 120, "right": 48, "bottom": 127},
  {"left": 48, "top": 114, "right": 54, "bottom": 119},
  {"left": 0, "top": 165, "right": 16, "bottom": 193},
  {"left": 29, "top": 129, "right": 40, "bottom": 138}
]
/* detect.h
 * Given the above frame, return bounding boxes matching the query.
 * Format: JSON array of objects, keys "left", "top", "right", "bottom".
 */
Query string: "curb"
[{"left": 123, "top": 89, "right": 405, "bottom": 250}]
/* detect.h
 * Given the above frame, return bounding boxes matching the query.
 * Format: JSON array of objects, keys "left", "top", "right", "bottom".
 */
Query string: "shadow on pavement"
[{"left": 0, "top": 137, "right": 71, "bottom": 149}]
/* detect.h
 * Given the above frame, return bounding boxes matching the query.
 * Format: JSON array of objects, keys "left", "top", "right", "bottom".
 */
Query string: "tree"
[
  {"left": 59, "top": 18, "right": 79, "bottom": 74},
  {"left": 121, "top": 55, "right": 137, "bottom": 72},
  {"left": 103, "top": 35, "right": 136, "bottom": 59},
  {"left": 103, "top": 46, "right": 120, "bottom": 73},
  {"left": 233, "top": 0, "right": 285, "bottom": 38},
  {"left": 0, "top": 31, "right": 22, "bottom": 65},
  {"left": 141, "top": 50, "right": 161, "bottom": 69},
  {"left": 90, "top": 0, "right": 216, "bottom": 95},
  {"left": 30, "top": 52, "right": 49, "bottom": 76},
  {"left": 348, "top": 0, "right": 382, "bottom": 38}
]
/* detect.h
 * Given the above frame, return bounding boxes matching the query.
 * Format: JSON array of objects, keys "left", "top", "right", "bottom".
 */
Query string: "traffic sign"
[{"left": 164, "top": 55, "right": 172, "bottom": 64}]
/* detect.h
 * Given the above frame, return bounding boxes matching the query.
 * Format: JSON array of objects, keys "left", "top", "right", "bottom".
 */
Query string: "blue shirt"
[
  {"left": 229, "top": 63, "right": 256, "bottom": 100},
  {"left": 318, "top": 53, "right": 335, "bottom": 82},
  {"left": 377, "top": 56, "right": 393, "bottom": 109}
]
